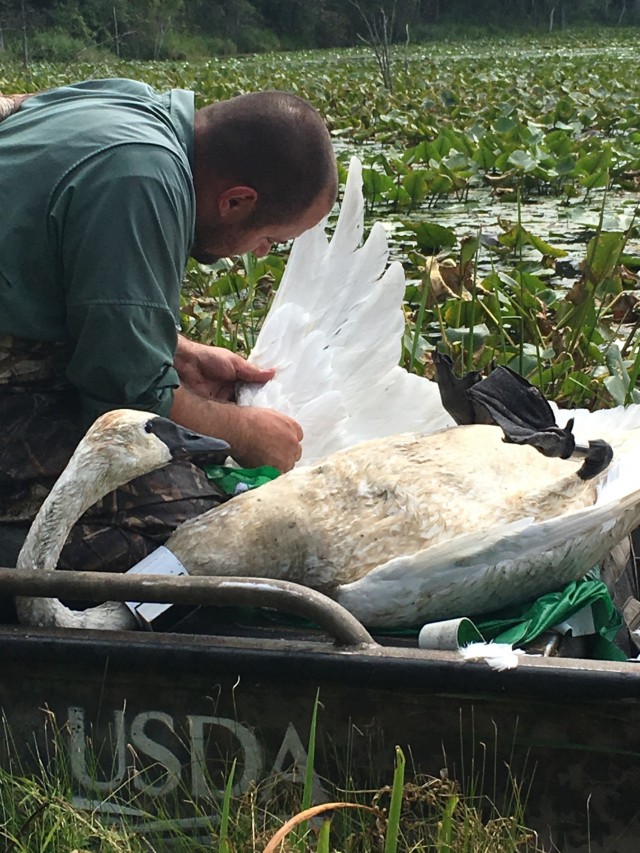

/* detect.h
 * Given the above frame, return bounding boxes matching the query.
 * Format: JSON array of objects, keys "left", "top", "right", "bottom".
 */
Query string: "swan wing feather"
[{"left": 238, "top": 156, "right": 451, "bottom": 462}]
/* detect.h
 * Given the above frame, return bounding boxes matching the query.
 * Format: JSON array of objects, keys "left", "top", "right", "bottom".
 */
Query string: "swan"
[
  {"left": 14, "top": 156, "right": 640, "bottom": 630},
  {"left": 15, "top": 403, "right": 640, "bottom": 630}
]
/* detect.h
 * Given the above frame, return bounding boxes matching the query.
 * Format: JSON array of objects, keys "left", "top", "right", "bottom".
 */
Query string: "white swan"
[
  {"left": 15, "top": 405, "right": 640, "bottom": 629},
  {"left": 14, "top": 156, "right": 640, "bottom": 630}
]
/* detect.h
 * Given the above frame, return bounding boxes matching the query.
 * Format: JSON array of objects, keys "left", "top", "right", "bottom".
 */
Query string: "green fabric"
[
  {"left": 204, "top": 464, "right": 281, "bottom": 495},
  {"left": 0, "top": 78, "right": 196, "bottom": 425},
  {"left": 477, "top": 577, "right": 626, "bottom": 661}
]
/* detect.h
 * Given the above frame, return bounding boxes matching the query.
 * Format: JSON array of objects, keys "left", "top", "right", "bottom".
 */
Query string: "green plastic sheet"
[
  {"left": 204, "top": 464, "right": 280, "bottom": 496},
  {"left": 477, "top": 576, "right": 625, "bottom": 661}
]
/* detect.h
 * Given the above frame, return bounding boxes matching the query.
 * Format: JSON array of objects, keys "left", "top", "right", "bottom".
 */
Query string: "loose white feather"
[{"left": 459, "top": 642, "right": 523, "bottom": 671}]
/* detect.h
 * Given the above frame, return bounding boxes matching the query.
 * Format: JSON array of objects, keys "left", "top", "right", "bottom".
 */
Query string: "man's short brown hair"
[{"left": 197, "top": 90, "right": 337, "bottom": 225}]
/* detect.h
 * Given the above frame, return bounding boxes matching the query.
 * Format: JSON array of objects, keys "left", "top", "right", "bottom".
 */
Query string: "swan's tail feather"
[{"left": 240, "top": 156, "right": 452, "bottom": 462}]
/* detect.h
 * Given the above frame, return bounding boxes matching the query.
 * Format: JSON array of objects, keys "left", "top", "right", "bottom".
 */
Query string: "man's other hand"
[
  {"left": 170, "top": 386, "right": 303, "bottom": 473},
  {"left": 175, "top": 336, "right": 274, "bottom": 401}
]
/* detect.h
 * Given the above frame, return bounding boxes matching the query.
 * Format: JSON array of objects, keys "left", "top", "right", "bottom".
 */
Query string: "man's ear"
[{"left": 217, "top": 186, "right": 258, "bottom": 223}]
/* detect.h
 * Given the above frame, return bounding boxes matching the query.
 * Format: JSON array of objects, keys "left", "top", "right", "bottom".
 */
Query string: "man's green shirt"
[{"left": 0, "top": 78, "right": 196, "bottom": 424}]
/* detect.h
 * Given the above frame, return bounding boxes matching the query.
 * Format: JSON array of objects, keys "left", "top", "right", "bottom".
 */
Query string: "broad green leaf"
[
  {"left": 508, "top": 149, "right": 538, "bottom": 172},
  {"left": 585, "top": 232, "right": 626, "bottom": 286},
  {"left": 527, "top": 232, "right": 568, "bottom": 258},
  {"left": 402, "top": 170, "right": 428, "bottom": 204},
  {"left": 473, "top": 143, "right": 497, "bottom": 170},
  {"left": 579, "top": 169, "right": 609, "bottom": 190},
  {"left": 460, "top": 235, "right": 480, "bottom": 269},
  {"left": 426, "top": 173, "right": 454, "bottom": 195},
  {"left": 604, "top": 345, "right": 631, "bottom": 406},
  {"left": 409, "top": 222, "right": 457, "bottom": 252},
  {"left": 444, "top": 324, "right": 490, "bottom": 352},
  {"left": 361, "top": 168, "right": 393, "bottom": 198},
  {"left": 576, "top": 148, "right": 612, "bottom": 175}
]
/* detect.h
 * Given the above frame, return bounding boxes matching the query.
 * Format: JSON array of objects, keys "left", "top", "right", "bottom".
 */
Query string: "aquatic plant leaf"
[
  {"left": 444, "top": 324, "right": 490, "bottom": 353},
  {"left": 508, "top": 149, "right": 538, "bottom": 172},
  {"left": 585, "top": 232, "right": 626, "bottom": 286},
  {"left": 410, "top": 222, "right": 457, "bottom": 252},
  {"left": 402, "top": 170, "right": 428, "bottom": 205}
]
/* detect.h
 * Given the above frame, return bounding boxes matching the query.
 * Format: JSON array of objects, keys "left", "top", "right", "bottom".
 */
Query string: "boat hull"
[{"left": 0, "top": 624, "right": 638, "bottom": 851}]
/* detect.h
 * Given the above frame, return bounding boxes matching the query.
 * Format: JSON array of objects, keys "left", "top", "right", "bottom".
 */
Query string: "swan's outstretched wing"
[
  {"left": 237, "top": 156, "right": 452, "bottom": 463},
  {"left": 334, "top": 443, "right": 640, "bottom": 628}
]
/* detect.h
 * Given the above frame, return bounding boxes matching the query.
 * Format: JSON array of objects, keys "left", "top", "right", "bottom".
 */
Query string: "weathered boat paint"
[{"left": 0, "top": 622, "right": 638, "bottom": 852}]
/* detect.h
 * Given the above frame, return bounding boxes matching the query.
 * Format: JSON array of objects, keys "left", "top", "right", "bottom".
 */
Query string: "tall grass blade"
[
  {"left": 293, "top": 689, "right": 320, "bottom": 851},
  {"left": 317, "top": 817, "right": 332, "bottom": 853},
  {"left": 436, "top": 793, "right": 458, "bottom": 852},
  {"left": 384, "top": 745, "right": 405, "bottom": 853},
  {"left": 219, "top": 757, "right": 236, "bottom": 853}
]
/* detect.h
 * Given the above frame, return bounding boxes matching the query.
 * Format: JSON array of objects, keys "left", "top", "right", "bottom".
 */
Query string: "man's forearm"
[
  {"left": 0, "top": 92, "right": 37, "bottom": 119},
  {"left": 170, "top": 385, "right": 248, "bottom": 450},
  {"left": 169, "top": 385, "right": 303, "bottom": 472}
]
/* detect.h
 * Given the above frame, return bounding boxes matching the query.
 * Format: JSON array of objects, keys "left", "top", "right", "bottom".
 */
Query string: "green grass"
[
  {"left": 0, "top": 760, "right": 547, "bottom": 852},
  {"left": 0, "top": 703, "right": 549, "bottom": 852}
]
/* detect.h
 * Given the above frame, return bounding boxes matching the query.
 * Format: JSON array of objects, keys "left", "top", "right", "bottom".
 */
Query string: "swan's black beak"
[{"left": 145, "top": 418, "right": 230, "bottom": 463}]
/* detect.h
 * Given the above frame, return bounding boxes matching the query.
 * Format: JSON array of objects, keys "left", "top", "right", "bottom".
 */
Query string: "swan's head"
[{"left": 79, "top": 409, "right": 230, "bottom": 481}]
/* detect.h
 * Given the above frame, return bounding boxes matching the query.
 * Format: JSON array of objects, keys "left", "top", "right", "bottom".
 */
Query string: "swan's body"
[
  {"left": 165, "top": 415, "right": 640, "bottom": 626},
  {"left": 14, "top": 157, "right": 640, "bottom": 630}
]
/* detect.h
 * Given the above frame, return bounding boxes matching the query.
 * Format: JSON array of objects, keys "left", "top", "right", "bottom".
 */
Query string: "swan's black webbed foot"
[
  {"left": 571, "top": 439, "right": 614, "bottom": 481},
  {"left": 468, "top": 367, "right": 613, "bottom": 480},
  {"left": 432, "top": 351, "right": 493, "bottom": 425},
  {"left": 432, "top": 353, "right": 613, "bottom": 480}
]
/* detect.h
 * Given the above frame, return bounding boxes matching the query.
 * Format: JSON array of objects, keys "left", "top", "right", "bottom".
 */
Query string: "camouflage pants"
[{"left": 0, "top": 337, "right": 228, "bottom": 572}]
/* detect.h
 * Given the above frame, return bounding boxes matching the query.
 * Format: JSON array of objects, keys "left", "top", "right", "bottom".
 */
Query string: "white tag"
[
  {"left": 124, "top": 546, "right": 189, "bottom": 625},
  {"left": 552, "top": 604, "right": 596, "bottom": 638}
]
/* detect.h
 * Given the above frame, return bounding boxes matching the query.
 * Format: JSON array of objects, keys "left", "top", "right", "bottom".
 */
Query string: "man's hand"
[
  {"left": 174, "top": 336, "right": 274, "bottom": 402},
  {"left": 0, "top": 93, "right": 35, "bottom": 120},
  {"left": 231, "top": 406, "right": 303, "bottom": 472},
  {"left": 170, "top": 386, "right": 303, "bottom": 473}
]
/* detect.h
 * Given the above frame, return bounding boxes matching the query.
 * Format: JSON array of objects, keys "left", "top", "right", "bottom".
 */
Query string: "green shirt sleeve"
[{"left": 49, "top": 142, "right": 194, "bottom": 425}]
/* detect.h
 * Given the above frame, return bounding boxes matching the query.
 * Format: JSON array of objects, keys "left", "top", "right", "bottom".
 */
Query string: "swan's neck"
[
  {"left": 15, "top": 443, "right": 138, "bottom": 631},
  {"left": 17, "top": 445, "right": 114, "bottom": 572}
]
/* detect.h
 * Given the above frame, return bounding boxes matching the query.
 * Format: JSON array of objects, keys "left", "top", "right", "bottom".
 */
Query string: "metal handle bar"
[{"left": 0, "top": 567, "right": 376, "bottom": 648}]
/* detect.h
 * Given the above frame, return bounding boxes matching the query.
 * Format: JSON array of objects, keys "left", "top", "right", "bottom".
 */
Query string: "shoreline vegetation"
[{"left": 0, "top": 1, "right": 638, "bottom": 64}]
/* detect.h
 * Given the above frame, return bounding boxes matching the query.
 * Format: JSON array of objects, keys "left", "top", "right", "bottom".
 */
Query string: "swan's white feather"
[
  {"left": 553, "top": 401, "right": 640, "bottom": 437},
  {"left": 459, "top": 643, "right": 522, "bottom": 671},
  {"left": 238, "top": 156, "right": 453, "bottom": 462}
]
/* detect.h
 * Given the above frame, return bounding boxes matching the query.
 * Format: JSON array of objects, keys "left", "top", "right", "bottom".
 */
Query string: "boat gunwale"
[{"left": 1, "top": 623, "right": 639, "bottom": 703}]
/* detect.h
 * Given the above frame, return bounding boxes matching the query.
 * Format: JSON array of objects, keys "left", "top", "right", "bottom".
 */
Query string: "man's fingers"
[{"left": 235, "top": 361, "right": 276, "bottom": 383}]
